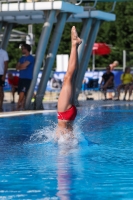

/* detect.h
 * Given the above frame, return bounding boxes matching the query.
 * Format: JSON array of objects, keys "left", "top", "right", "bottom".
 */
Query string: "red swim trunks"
[{"left": 57, "top": 105, "right": 77, "bottom": 121}]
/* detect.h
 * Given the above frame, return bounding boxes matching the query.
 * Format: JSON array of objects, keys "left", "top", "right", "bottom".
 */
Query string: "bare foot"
[{"left": 71, "top": 26, "right": 82, "bottom": 46}]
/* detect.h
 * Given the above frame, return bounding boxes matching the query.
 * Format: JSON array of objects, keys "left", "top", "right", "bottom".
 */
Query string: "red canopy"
[{"left": 92, "top": 43, "right": 111, "bottom": 55}]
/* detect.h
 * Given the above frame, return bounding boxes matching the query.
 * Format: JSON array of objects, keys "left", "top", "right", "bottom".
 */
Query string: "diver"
[{"left": 56, "top": 26, "right": 82, "bottom": 139}]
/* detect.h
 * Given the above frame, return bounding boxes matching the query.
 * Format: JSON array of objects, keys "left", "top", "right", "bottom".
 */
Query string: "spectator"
[
  {"left": 109, "top": 60, "right": 119, "bottom": 71},
  {"left": 108, "top": 61, "right": 119, "bottom": 99},
  {"left": 116, "top": 67, "right": 133, "bottom": 101},
  {"left": 8, "top": 73, "right": 19, "bottom": 103},
  {"left": 0, "top": 48, "right": 9, "bottom": 111},
  {"left": 50, "top": 77, "right": 62, "bottom": 100},
  {"left": 100, "top": 66, "right": 114, "bottom": 100},
  {"left": 128, "top": 83, "right": 133, "bottom": 101},
  {"left": 16, "top": 44, "right": 35, "bottom": 110},
  {"left": 51, "top": 77, "right": 62, "bottom": 89}
]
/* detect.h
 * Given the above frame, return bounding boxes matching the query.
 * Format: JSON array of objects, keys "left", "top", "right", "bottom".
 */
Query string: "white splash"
[{"left": 29, "top": 120, "right": 56, "bottom": 143}]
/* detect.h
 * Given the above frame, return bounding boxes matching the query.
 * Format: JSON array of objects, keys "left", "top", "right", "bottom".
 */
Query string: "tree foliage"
[
  {"left": 94, "top": 1, "right": 133, "bottom": 68},
  {"left": 6, "top": 1, "right": 133, "bottom": 69}
]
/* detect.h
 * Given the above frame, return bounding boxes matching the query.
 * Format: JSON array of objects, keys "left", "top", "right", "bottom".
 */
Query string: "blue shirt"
[{"left": 19, "top": 55, "right": 34, "bottom": 79}]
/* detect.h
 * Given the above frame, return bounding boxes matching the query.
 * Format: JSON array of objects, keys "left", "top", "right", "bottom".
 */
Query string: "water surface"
[{"left": 0, "top": 105, "right": 133, "bottom": 199}]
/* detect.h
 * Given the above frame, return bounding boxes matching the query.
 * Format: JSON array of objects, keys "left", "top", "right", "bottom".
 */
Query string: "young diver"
[{"left": 56, "top": 26, "right": 82, "bottom": 139}]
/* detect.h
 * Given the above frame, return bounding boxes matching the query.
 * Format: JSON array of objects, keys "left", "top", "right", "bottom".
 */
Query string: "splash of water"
[
  {"left": 29, "top": 105, "right": 97, "bottom": 146},
  {"left": 76, "top": 103, "right": 97, "bottom": 131},
  {"left": 29, "top": 120, "right": 56, "bottom": 144},
  {"left": 29, "top": 120, "right": 84, "bottom": 146}
]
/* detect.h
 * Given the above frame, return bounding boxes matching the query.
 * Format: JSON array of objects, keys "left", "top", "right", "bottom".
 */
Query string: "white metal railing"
[
  {"left": 0, "top": 0, "right": 23, "bottom": 12},
  {"left": 0, "top": 0, "right": 53, "bottom": 12},
  {"left": 0, "top": 0, "right": 76, "bottom": 12},
  {"left": 0, "top": 0, "right": 78, "bottom": 12}
]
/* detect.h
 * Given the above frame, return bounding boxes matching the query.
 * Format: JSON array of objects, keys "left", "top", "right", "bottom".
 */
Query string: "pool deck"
[{"left": 1, "top": 91, "right": 133, "bottom": 117}]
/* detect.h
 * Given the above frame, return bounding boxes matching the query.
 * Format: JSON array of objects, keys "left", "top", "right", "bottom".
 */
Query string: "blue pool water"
[{"left": 1, "top": 104, "right": 133, "bottom": 199}]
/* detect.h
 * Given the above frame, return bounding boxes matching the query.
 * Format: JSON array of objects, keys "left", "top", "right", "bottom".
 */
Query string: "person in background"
[
  {"left": 51, "top": 77, "right": 62, "bottom": 89},
  {"left": 8, "top": 73, "right": 19, "bottom": 103},
  {"left": 0, "top": 48, "right": 9, "bottom": 111},
  {"left": 100, "top": 66, "right": 114, "bottom": 100},
  {"left": 115, "top": 67, "right": 133, "bottom": 101},
  {"left": 16, "top": 43, "right": 34, "bottom": 110},
  {"left": 109, "top": 60, "right": 119, "bottom": 71},
  {"left": 128, "top": 83, "right": 133, "bottom": 101},
  {"left": 108, "top": 61, "right": 119, "bottom": 99}
]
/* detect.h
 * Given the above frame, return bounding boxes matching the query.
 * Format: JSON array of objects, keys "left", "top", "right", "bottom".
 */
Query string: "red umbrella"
[
  {"left": 92, "top": 43, "right": 111, "bottom": 55},
  {"left": 92, "top": 43, "right": 111, "bottom": 70}
]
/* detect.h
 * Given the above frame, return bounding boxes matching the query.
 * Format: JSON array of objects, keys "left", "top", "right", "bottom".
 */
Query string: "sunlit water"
[{"left": 1, "top": 104, "right": 133, "bottom": 199}]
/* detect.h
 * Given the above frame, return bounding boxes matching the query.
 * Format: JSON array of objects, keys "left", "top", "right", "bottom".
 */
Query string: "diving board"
[{"left": 0, "top": 1, "right": 84, "bottom": 24}]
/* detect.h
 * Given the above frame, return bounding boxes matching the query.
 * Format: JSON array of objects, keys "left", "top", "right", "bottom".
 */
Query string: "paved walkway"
[{"left": 1, "top": 91, "right": 133, "bottom": 117}]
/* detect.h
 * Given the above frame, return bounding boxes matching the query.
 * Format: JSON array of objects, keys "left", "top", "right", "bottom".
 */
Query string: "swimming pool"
[{"left": 1, "top": 104, "right": 133, "bottom": 199}]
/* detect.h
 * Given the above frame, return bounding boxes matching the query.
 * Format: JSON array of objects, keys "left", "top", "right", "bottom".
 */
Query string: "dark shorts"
[
  {"left": 18, "top": 78, "right": 31, "bottom": 95},
  {"left": 0, "top": 75, "right": 5, "bottom": 87},
  {"left": 107, "top": 85, "right": 114, "bottom": 89},
  {"left": 121, "top": 83, "right": 132, "bottom": 87},
  {"left": 14, "top": 87, "right": 18, "bottom": 92}
]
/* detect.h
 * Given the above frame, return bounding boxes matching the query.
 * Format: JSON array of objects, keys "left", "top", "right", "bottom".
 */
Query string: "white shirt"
[{"left": 0, "top": 48, "right": 9, "bottom": 75}]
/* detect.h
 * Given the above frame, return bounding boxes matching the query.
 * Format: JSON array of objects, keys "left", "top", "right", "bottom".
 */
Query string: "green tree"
[
  {"left": 94, "top": 1, "right": 133, "bottom": 69},
  {"left": 6, "top": 1, "right": 133, "bottom": 70},
  {"left": 7, "top": 24, "right": 28, "bottom": 68}
]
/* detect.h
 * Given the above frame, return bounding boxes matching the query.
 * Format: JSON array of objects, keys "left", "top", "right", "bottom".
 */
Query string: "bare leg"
[
  {"left": 129, "top": 85, "right": 133, "bottom": 100},
  {"left": 117, "top": 85, "right": 123, "bottom": 100},
  {"left": 12, "top": 87, "right": 15, "bottom": 102},
  {"left": 17, "top": 92, "right": 25, "bottom": 110},
  {"left": 108, "top": 92, "right": 113, "bottom": 99},
  {"left": 102, "top": 88, "right": 107, "bottom": 99},
  {"left": 102, "top": 83, "right": 113, "bottom": 100},
  {"left": 123, "top": 85, "right": 129, "bottom": 100},
  {"left": 21, "top": 96, "right": 26, "bottom": 109},
  {"left": 57, "top": 26, "right": 82, "bottom": 112}
]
